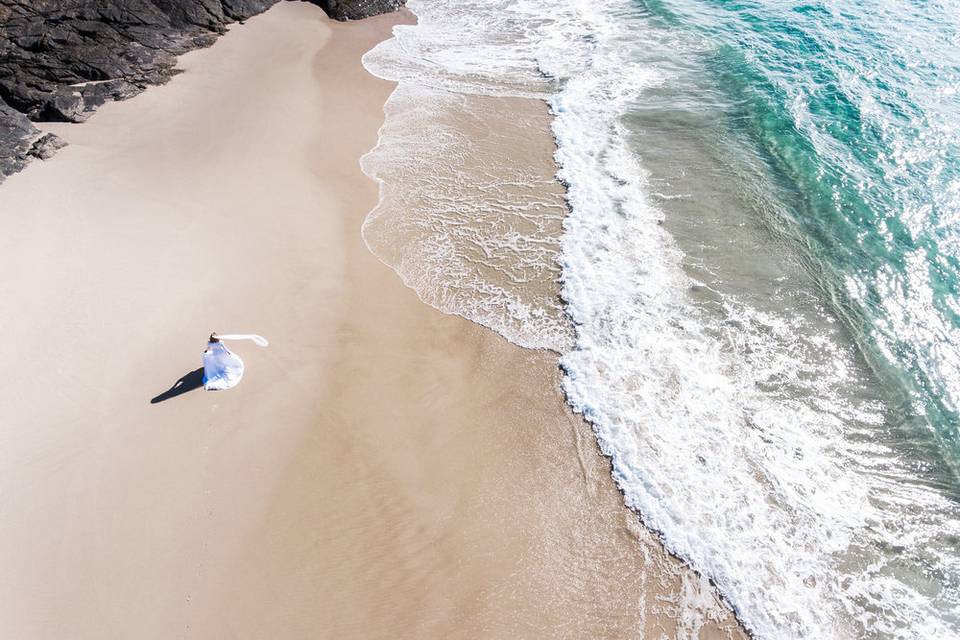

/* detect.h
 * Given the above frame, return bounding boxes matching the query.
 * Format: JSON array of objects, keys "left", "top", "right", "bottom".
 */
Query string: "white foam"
[
  {"left": 361, "top": 0, "right": 960, "bottom": 638},
  {"left": 361, "top": 0, "right": 576, "bottom": 351},
  {"left": 546, "top": 1, "right": 960, "bottom": 638}
]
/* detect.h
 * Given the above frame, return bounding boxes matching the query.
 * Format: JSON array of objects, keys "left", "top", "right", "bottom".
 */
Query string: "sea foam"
[
  {"left": 361, "top": 1, "right": 570, "bottom": 351},
  {"left": 363, "top": 0, "right": 960, "bottom": 638}
]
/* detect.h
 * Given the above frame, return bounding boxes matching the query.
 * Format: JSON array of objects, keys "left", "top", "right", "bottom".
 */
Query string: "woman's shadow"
[{"left": 151, "top": 368, "right": 204, "bottom": 404}]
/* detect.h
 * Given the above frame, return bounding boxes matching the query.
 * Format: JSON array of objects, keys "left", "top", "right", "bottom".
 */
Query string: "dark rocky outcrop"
[
  {"left": 0, "top": 0, "right": 405, "bottom": 183},
  {"left": 0, "top": 98, "right": 39, "bottom": 178},
  {"left": 315, "top": 0, "right": 404, "bottom": 21},
  {"left": 27, "top": 132, "right": 68, "bottom": 160}
]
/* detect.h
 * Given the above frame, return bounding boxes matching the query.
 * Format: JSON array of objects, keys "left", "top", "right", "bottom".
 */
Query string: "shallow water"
[
  {"left": 363, "top": 1, "right": 960, "bottom": 637},
  {"left": 361, "top": 90, "right": 570, "bottom": 350}
]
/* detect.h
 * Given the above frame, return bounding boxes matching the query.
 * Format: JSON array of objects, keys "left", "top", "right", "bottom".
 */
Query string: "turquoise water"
[
  {"left": 363, "top": 0, "right": 960, "bottom": 636},
  {"left": 604, "top": 0, "right": 960, "bottom": 634},
  {"left": 649, "top": 0, "right": 960, "bottom": 477},
  {"left": 553, "top": 0, "right": 960, "bottom": 635}
]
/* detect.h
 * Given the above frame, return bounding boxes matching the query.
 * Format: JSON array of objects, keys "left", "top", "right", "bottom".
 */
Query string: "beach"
[{"left": 0, "top": 3, "right": 746, "bottom": 638}]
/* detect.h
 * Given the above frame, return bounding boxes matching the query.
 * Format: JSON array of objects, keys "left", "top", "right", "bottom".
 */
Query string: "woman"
[{"left": 202, "top": 332, "right": 268, "bottom": 391}]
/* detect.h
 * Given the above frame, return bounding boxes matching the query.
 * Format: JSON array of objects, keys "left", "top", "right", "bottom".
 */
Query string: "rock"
[
  {"left": 0, "top": 98, "right": 40, "bottom": 182},
  {"left": 0, "top": 0, "right": 280, "bottom": 122},
  {"left": 0, "top": 0, "right": 406, "bottom": 184},
  {"left": 312, "top": 0, "right": 405, "bottom": 21},
  {"left": 27, "top": 132, "right": 67, "bottom": 160}
]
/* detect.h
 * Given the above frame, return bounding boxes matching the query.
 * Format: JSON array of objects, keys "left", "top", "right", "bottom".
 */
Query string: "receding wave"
[
  {"left": 360, "top": 1, "right": 570, "bottom": 351},
  {"left": 362, "top": 0, "right": 960, "bottom": 638}
]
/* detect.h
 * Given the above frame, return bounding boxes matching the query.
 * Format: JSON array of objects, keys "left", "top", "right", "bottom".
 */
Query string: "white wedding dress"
[{"left": 202, "top": 334, "right": 269, "bottom": 391}]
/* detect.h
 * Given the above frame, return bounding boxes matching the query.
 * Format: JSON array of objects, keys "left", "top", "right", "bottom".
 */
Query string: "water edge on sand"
[{"left": 0, "top": 3, "right": 744, "bottom": 638}]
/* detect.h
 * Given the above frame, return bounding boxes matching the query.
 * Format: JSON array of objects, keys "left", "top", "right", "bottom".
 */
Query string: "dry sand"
[{"left": 0, "top": 3, "right": 746, "bottom": 638}]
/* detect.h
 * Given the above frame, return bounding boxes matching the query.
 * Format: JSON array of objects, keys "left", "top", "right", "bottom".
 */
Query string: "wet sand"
[{"left": 0, "top": 3, "right": 745, "bottom": 638}]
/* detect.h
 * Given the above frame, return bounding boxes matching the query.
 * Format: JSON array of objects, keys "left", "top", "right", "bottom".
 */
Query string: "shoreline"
[
  {"left": 362, "top": 7, "right": 750, "bottom": 639},
  {"left": 0, "top": 3, "right": 744, "bottom": 638}
]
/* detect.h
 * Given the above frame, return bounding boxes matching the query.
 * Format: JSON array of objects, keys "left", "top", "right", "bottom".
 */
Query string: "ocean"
[{"left": 362, "top": 0, "right": 960, "bottom": 638}]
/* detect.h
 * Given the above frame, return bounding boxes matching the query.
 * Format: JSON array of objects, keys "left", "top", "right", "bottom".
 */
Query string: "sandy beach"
[{"left": 0, "top": 3, "right": 745, "bottom": 638}]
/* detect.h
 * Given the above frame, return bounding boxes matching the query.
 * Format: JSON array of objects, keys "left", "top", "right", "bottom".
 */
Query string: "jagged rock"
[
  {"left": 313, "top": 0, "right": 405, "bottom": 21},
  {"left": 27, "top": 132, "right": 67, "bottom": 160},
  {"left": 0, "top": 0, "right": 406, "bottom": 184},
  {"left": 0, "top": 0, "right": 279, "bottom": 122},
  {"left": 0, "top": 97, "right": 39, "bottom": 182}
]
